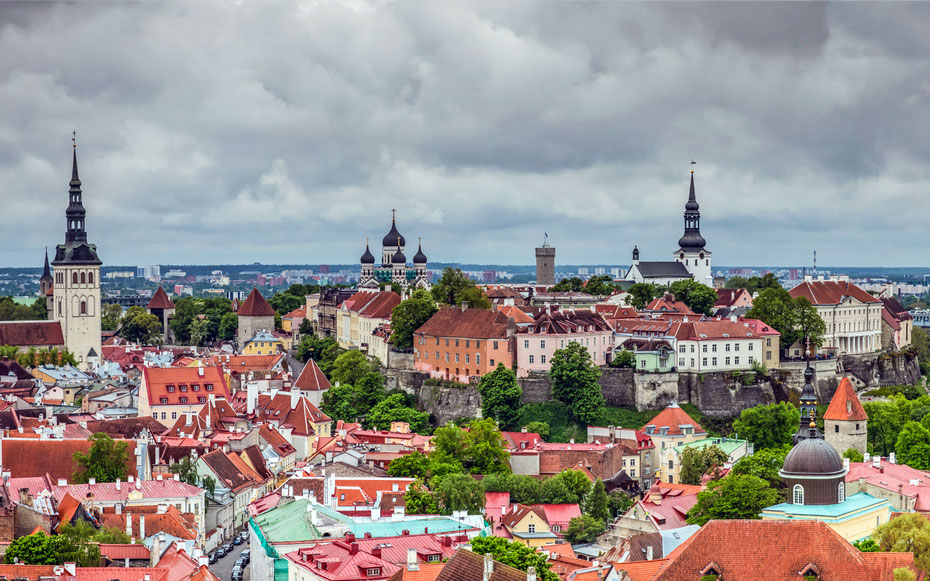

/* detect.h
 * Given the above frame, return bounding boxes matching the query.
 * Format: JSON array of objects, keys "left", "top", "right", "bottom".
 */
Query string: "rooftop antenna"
[
  {"left": 813, "top": 250, "right": 817, "bottom": 277},
  {"left": 542, "top": 232, "right": 549, "bottom": 247}
]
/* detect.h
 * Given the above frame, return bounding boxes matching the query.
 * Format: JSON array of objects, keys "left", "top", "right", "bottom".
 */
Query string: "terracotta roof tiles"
[
  {"left": 824, "top": 377, "right": 868, "bottom": 422},
  {"left": 294, "top": 358, "right": 332, "bottom": 392},
  {"left": 415, "top": 307, "right": 511, "bottom": 340},
  {"left": 147, "top": 287, "right": 176, "bottom": 310},
  {"left": 789, "top": 280, "right": 881, "bottom": 306},
  {"left": 0, "top": 321, "right": 64, "bottom": 347},
  {"left": 239, "top": 288, "right": 276, "bottom": 317}
]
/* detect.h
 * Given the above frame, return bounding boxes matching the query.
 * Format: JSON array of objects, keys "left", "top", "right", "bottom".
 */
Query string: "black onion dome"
[
  {"left": 678, "top": 232, "right": 707, "bottom": 249},
  {"left": 392, "top": 247, "right": 406, "bottom": 264},
  {"left": 360, "top": 243, "right": 375, "bottom": 264},
  {"left": 780, "top": 437, "right": 846, "bottom": 479},
  {"left": 413, "top": 241, "right": 427, "bottom": 264},
  {"left": 383, "top": 219, "right": 406, "bottom": 247}
]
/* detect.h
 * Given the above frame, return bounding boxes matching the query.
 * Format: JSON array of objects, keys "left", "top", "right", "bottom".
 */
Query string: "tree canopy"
[
  {"left": 390, "top": 289, "right": 438, "bottom": 351},
  {"left": 725, "top": 273, "right": 781, "bottom": 294},
  {"left": 365, "top": 393, "right": 430, "bottom": 433},
  {"left": 627, "top": 283, "right": 664, "bottom": 310},
  {"left": 430, "top": 268, "right": 491, "bottom": 309},
  {"left": 435, "top": 473, "right": 485, "bottom": 514},
  {"left": 686, "top": 474, "right": 781, "bottom": 526},
  {"left": 745, "top": 287, "right": 826, "bottom": 350},
  {"left": 732, "top": 402, "right": 800, "bottom": 451},
  {"left": 477, "top": 363, "right": 523, "bottom": 428},
  {"left": 871, "top": 513, "right": 930, "bottom": 572},
  {"left": 668, "top": 280, "right": 718, "bottom": 315},
  {"left": 564, "top": 515, "right": 607, "bottom": 544},
  {"left": 549, "top": 342, "right": 604, "bottom": 424},
  {"left": 679, "top": 444, "right": 729, "bottom": 485},
  {"left": 896, "top": 421, "right": 930, "bottom": 470},
  {"left": 729, "top": 445, "right": 791, "bottom": 492},
  {"left": 469, "top": 537, "right": 559, "bottom": 581},
  {"left": 120, "top": 306, "right": 163, "bottom": 345},
  {"left": 72, "top": 433, "right": 129, "bottom": 483}
]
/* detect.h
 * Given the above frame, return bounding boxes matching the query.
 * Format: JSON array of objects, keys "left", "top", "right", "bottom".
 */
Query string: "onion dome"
[
  {"left": 360, "top": 240, "right": 375, "bottom": 264},
  {"left": 413, "top": 238, "right": 427, "bottom": 264},
  {"left": 780, "top": 436, "right": 846, "bottom": 479},
  {"left": 392, "top": 247, "right": 406, "bottom": 264},
  {"left": 383, "top": 213, "right": 406, "bottom": 247}
]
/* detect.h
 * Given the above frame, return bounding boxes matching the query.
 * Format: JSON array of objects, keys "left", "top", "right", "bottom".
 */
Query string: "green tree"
[
  {"left": 563, "top": 515, "right": 606, "bottom": 544},
  {"left": 30, "top": 297, "right": 48, "bottom": 320},
  {"left": 0, "top": 296, "right": 38, "bottom": 321},
  {"left": 435, "top": 473, "right": 485, "bottom": 514},
  {"left": 101, "top": 303, "right": 122, "bottom": 331},
  {"left": 469, "top": 537, "right": 559, "bottom": 581},
  {"left": 610, "top": 349, "right": 635, "bottom": 368},
  {"left": 218, "top": 312, "right": 238, "bottom": 341},
  {"left": 583, "top": 275, "right": 620, "bottom": 296},
  {"left": 733, "top": 402, "right": 801, "bottom": 451},
  {"left": 730, "top": 445, "right": 791, "bottom": 490},
  {"left": 895, "top": 568, "right": 917, "bottom": 581},
  {"left": 686, "top": 474, "right": 781, "bottom": 526},
  {"left": 268, "top": 292, "right": 304, "bottom": 316},
  {"left": 481, "top": 473, "right": 544, "bottom": 505},
  {"left": 321, "top": 384, "right": 362, "bottom": 422},
  {"left": 872, "top": 513, "right": 930, "bottom": 571},
  {"left": 298, "top": 318, "right": 314, "bottom": 336},
  {"left": 477, "top": 364, "right": 523, "bottom": 428},
  {"left": 72, "top": 433, "right": 129, "bottom": 483},
  {"left": 549, "top": 342, "right": 604, "bottom": 424},
  {"left": 627, "top": 283, "right": 664, "bottom": 310},
  {"left": 541, "top": 477, "right": 575, "bottom": 504},
  {"left": 843, "top": 448, "right": 865, "bottom": 463},
  {"left": 390, "top": 289, "right": 437, "bottom": 351},
  {"left": 608, "top": 490, "right": 636, "bottom": 517},
  {"left": 365, "top": 393, "right": 429, "bottom": 433},
  {"left": 525, "top": 421, "right": 549, "bottom": 441},
  {"left": 551, "top": 277, "right": 584, "bottom": 292},
  {"left": 331, "top": 350, "right": 377, "bottom": 387},
  {"left": 726, "top": 273, "right": 780, "bottom": 294},
  {"left": 746, "top": 288, "right": 826, "bottom": 351},
  {"left": 679, "top": 445, "right": 729, "bottom": 485},
  {"left": 169, "top": 456, "right": 200, "bottom": 486},
  {"left": 585, "top": 479, "right": 610, "bottom": 523},
  {"left": 92, "top": 527, "right": 133, "bottom": 544},
  {"left": 202, "top": 475, "right": 216, "bottom": 497},
  {"left": 431, "top": 268, "right": 491, "bottom": 309},
  {"left": 463, "top": 418, "right": 511, "bottom": 475},
  {"left": 120, "top": 306, "right": 162, "bottom": 345},
  {"left": 387, "top": 451, "right": 430, "bottom": 479},
  {"left": 57, "top": 521, "right": 102, "bottom": 567},
  {"left": 669, "top": 280, "right": 718, "bottom": 316},
  {"left": 896, "top": 421, "right": 930, "bottom": 470},
  {"left": 4, "top": 532, "right": 60, "bottom": 565},
  {"left": 912, "top": 326, "right": 930, "bottom": 368},
  {"left": 404, "top": 482, "right": 439, "bottom": 514}
]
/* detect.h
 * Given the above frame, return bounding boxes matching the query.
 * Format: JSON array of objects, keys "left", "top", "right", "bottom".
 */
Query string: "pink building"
[{"left": 515, "top": 309, "right": 613, "bottom": 377}]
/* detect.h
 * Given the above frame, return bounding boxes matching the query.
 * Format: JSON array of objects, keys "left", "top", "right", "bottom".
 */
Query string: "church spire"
[
  {"left": 42, "top": 247, "right": 51, "bottom": 279},
  {"left": 66, "top": 133, "right": 87, "bottom": 244},
  {"left": 677, "top": 164, "right": 706, "bottom": 251}
]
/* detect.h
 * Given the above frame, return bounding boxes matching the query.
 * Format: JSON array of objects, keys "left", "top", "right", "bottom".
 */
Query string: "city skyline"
[{"left": 4, "top": 2, "right": 930, "bottom": 267}]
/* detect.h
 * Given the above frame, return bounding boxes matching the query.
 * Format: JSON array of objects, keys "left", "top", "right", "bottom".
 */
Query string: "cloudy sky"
[{"left": 3, "top": 1, "right": 929, "bottom": 268}]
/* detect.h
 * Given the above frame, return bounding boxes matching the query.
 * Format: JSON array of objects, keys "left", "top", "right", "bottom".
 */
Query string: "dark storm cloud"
[{"left": 1, "top": 1, "right": 928, "bottom": 268}]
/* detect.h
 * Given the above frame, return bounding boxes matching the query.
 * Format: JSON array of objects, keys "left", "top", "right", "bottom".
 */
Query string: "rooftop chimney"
[
  {"left": 646, "top": 545, "right": 654, "bottom": 560},
  {"left": 57, "top": 478, "right": 67, "bottom": 486},
  {"left": 483, "top": 553, "right": 494, "bottom": 581},
  {"left": 461, "top": 302, "right": 469, "bottom": 311},
  {"left": 406, "top": 548, "right": 419, "bottom": 572},
  {"left": 527, "top": 566, "right": 536, "bottom": 581},
  {"left": 63, "top": 563, "right": 76, "bottom": 576}
]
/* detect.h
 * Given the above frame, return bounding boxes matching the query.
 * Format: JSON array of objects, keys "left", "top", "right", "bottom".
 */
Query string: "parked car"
[
  {"left": 233, "top": 536, "right": 243, "bottom": 546},
  {"left": 239, "top": 550, "right": 250, "bottom": 564},
  {"left": 208, "top": 552, "right": 218, "bottom": 564},
  {"left": 221, "top": 544, "right": 233, "bottom": 556},
  {"left": 231, "top": 566, "right": 242, "bottom": 581}
]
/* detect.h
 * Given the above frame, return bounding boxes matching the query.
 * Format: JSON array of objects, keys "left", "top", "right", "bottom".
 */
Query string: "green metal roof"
[
  {"left": 762, "top": 493, "right": 890, "bottom": 522},
  {"left": 252, "top": 498, "right": 351, "bottom": 544},
  {"left": 351, "top": 517, "right": 480, "bottom": 538},
  {"left": 672, "top": 437, "right": 748, "bottom": 457}
]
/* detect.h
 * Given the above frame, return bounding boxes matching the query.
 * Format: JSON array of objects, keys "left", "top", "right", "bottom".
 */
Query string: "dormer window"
[
  {"left": 180, "top": 385, "right": 188, "bottom": 392},
  {"left": 192, "top": 385, "right": 200, "bottom": 391},
  {"left": 167, "top": 385, "right": 175, "bottom": 392},
  {"left": 800, "top": 563, "right": 821, "bottom": 579},
  {"left": 700, "top": 563, "right": 721, "bottom": 578},
  {"left": 160, "top": 398, "right": 168, "bottom": 404},
  {"left": 427, "top": 554, "right": 441, "bottom": 562},
  {"left": 205, "top": 384, "right": 214, "bottom": 391},
  {"left": 179, "top": 397, "right": 188, "bottom": 404},
  {"left": 365, "top": 569, "right": 381, "bottom": 577}
]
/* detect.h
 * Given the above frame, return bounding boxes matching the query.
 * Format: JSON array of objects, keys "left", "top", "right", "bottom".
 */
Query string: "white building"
[{"left": 671, "top": 318, "right": 763, "bottom": 372}]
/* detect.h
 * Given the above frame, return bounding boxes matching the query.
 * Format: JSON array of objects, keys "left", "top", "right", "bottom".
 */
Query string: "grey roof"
[{"left": 634, "top": 261, "right": 691, "bottom": 279}]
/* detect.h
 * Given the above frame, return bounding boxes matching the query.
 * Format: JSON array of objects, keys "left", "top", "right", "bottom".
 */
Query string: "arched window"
[
  {"left": 80, "top": 300, "right": 87, "bottom": 315},
  {"left": 88, "top": 272, "right": 94, "bottom": 284},
  {"left": 72, "top": 272, "right": 78, "bottom": 284},
  {"left": 838, "top": 482, "right": 845, "bottom": 503},
  {"left": 80, "top": 272, "right": 86, "bottom": 284},
  {"left": 793, "top": 484, "right": 804, "bottom": 505}
]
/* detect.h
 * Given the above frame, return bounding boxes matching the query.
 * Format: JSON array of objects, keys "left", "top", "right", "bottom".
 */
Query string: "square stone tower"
[{"left": 536, "top": 240, "right": 555, "bottom": 286}]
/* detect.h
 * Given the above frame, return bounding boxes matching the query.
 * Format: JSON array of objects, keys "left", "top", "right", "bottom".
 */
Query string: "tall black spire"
[
  {"left": 41, "top": 248, "right": 52, "bottom": 279},
  {"left": 677, "top": 170, "right": 706, "bottom": 251},
  {"left": 53, "top": 134, "right": 101, "bottom": 266},
  {"left": 794, "top": 362, "right": 821, "bottom": 443}
]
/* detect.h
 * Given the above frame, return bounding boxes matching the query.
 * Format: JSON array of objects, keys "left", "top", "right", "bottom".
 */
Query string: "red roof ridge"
[{"left": 147, "top": 287, "right": 176, "bottom": 310}]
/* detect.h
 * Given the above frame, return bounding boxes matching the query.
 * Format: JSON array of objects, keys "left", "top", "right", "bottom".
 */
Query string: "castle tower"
[
  {"left": 39, "top": 249, "right": 54, "bottom": 319},
  {"left": 823, "top": 376, "right": 868, "bottom": 456},
  {"left": 237, "top": 288, "right": 275, "bottom": 342},
  {"left": 673, "top": 168, "right": 712, "bottom": 285},
  {"left": 146, "top": 286, "right": 176, "bottom": 344},
  {"left": 51, "top": 138, "right": 102, "bottom": 370},
  {"left": 535, "top": 234, "right": 555, "bottom": 286}
]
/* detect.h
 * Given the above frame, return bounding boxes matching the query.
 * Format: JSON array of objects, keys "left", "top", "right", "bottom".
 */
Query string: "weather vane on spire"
[
  {"left": 391, "top": 208, "right": 396, "bottom": 221},
  {"left": 72, "top": 130, "right": 77, "bottom": 148},
  {"left": 690, "top": 159, "right": 696, "bottom": 174}
]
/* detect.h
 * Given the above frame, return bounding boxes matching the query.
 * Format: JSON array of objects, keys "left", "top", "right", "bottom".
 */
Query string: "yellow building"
[
  {"left": 500, "top": 504, "right": 559, "bottom": 548},
  {"left": 241, "top": 331, "right": 284, "bottom": 356},
  {"left": 642, "top": 403, "right": 707, "bottom": 483}
]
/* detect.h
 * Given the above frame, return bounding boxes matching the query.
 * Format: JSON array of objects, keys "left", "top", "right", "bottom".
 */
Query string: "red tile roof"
[
  {"left": 212, "top": 354, "right": 285, "bottom": 374},
  {"left": 143, "top": 366, "right": 230, "bottom": 407},
  {"left": 147, "top": 287, "right": 176, "bottom": 310},
  {"left": 99, "top": 543, "right": 152, "bottom": 561},
  {"left": 1, "top": 438, "right": 138, "bottom": 480},
  {"left": 714, "top": 288, "right": 751, "bottom": 308},
  {"left": 646, "top": 294, "right": 695, "bottom": 315},
  {"left": 199, "top": 449, "right": 254, "bottom": 493},
  {"left": 0, "top": 321, "right": 64, "bottom": 347},
  {"left": 633, "top": 486, "right": 700, "bottom": 531},
  {"left": 239, "top": 288, "right": 276, "bottom": 317},
  {"left": 255, "top": 392, "right": 330, "bottom": 436},
  {"left": 520, "top": 309, "right": 611, "bottom": 335},
  {"left": 358, "top": 291, "right": 401, "bottom": 319},
  {"left": 738, "top": 317, "right": 781, "bottom": 336},
  {"left": 284, "top": 305, "right": 307, "bottom": 319},
  {"left": 100, "top": 505, "right": 198, "bottom": 540},
  {"left": 415, "top": 307, "right": 511, "bottom": 340},
  {"left": 295, "top": 358, "right": 332, "bottom": 392},
  {"left": 789, "top": 279, "right": 881, "bottom": 306},
  {"left": 824, "top": 377, "right": 868, "bottom": 422},
  {"left": 846, "top": 461, "right": 930, "bottom": 511},
  {"left": 259, "top": 425, "right": 297, "bottom": 457},
  {"left": 642, "top": 403, "right": 706, "bottom": 437},
  {"left": 655, "top": 519, "right": 916, "bottom": 580},
  {"left": 670, "top": 319, "right": 758, "bottom": 341},
  {"left": 530, "top": 503, "right": 581, "bottom": 529},
  {"left": 434, "top": 549, "right": 528, "bottom": 581},
  {"left": 496, "top": 305, "right": 534, "bottom": 324}
]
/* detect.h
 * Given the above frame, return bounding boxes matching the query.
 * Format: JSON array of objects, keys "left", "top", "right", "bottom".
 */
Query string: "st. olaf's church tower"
[{"left": 49, "top": 137, "right": 102, "bottom": 370}]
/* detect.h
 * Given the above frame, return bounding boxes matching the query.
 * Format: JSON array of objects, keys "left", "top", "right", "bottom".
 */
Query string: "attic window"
[
  {"left": 192, "top": 385, "right": 200, "bottom": 392},
  {"left": 205, "top": 384, "right": 214, "bottom": 391},
  {"left": 800, "top": 563, "right": 821, "bottom": 578},
  {"left": 700, "top": 563, "right": 721, "bottom": 576},
  {"left": 179, "top": 397, "right": 188, "bottom": 404},
  {"left": 180, "top": 385, "right": 188, "bottom": 392},
  {"left": 167, "top": 385, "right": 176, "bottom": 392},
  {"left": 199, "top": 397, "right": 206, "bottom": 404},
  {"left": 160, "top": 398, "right": 168, "bottom": 404}
]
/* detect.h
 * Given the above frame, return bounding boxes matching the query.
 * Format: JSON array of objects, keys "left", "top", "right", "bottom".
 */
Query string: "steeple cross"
[
  {"left": 690, "top": 159, "right": 696, "bottom": 174},
  {"left": 391, "top": 208, "right": 396, "bottom": 221},
  {"left": 72, "top": 130, "right": 77, "bottom": 148}
]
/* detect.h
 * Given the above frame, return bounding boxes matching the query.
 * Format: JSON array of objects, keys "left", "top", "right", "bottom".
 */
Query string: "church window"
[
  {"left": 80, "top": 272, "right": 86, "bottom": 284},
  {"left": 838, "top": 483, "right": 845, "bottom": 503},
  {"left": 80, "top": 300, "right": 87, "bottom": 315},
  {"left": 73, "top": 272, "right": 78, "bottom": 284},
  {"left": 793, "top": 484, "right": 804, "bottom": 505}
]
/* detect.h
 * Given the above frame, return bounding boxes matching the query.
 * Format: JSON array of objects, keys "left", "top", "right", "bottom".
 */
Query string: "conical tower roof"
[
  {"left": 239, "top": 288, "right": 275, "bottom": 317},
  {"left": 824, "top": 377, "right": 868, "bottom": 422},
  {"left": 147, "top": 286, "right": 176, "bottom": 310}
]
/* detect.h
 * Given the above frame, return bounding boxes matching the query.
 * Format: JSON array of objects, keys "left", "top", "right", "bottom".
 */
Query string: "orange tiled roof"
[
  {"left": 789, "top": 279, "right": 881, "bottom": 306},
  {"left": 824, "top": 377, "right": 868, "bottom": 422},
  {"left": 294, "top": 358, "right": 332, "bottom": 392},
  {"left": 642, "top": 403, "right": 705, "bottom": 437},
  {"left": 239, "top": 288, "right": 276, "bottom": 317},
  {"left": 143, "top": 366, "right": 230, "bottom": 407},
  {"left": 148, "top": 287, "right": 176, "bottom": 309}
]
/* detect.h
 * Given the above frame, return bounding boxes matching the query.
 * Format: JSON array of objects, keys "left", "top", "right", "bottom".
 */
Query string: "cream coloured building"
[{"left": 789, "top": 276, "right": 882, "bottom": 355}]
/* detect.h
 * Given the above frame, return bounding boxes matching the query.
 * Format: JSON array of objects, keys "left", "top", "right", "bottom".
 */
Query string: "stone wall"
[
  {"left": 518, "top": 373, "right": 552, "bottom": 404},
  {"left": 678, "top": 372, "right": 776, "bottom": 418},
  {"left": 383, "top": 366, "right": 430, "bottom": 395},
  {"left": 600, "top": 368, "right": 635, "bottom": 407},
  {"left": 633, "top": 372, "right": 679, "bottom": 411},
  {"left": 841, "top": 352, "right": 920, "bottom": 390},
  {"left": 416, "top": 383, "right": 482, "bottom": 426}
]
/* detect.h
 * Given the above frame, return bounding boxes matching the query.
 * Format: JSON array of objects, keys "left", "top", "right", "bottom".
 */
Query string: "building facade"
[
  {"left": 670, "top": 319, "right": 764, "bottom": 373},
  {"left": 413, "top": 307, "right": 516, "bottom": 383},
  {"left": 51, "top": 144, "right": 102, "bottom": 370},
  {"left": 788, "top": 276, "right": 883, "bottom": 355},
  {"left": 358, "top": 212, "right": 430, "bottom": 290},
  {"left": 515, "top": 310, "right": 613, "bottom": 376}
]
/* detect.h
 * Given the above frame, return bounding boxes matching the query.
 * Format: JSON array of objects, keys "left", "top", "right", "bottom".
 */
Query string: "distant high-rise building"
[
  {"left": 136, "top": 265, "right": 160, "bottom": 278},
  {"left": 594, "top": 268, "right": 606, "bottom": 276},
  {"left": 578, "top": 267, "right": 589, "bottom": 276},
  {"left": 535, "top": 235, "right": 555, "bottom": 286},
  {"left": 319, "top": 264, "right": 330, "bottom": 274},
  {"left": 482, "top": 270, "right": 496, "bottom": 283}
]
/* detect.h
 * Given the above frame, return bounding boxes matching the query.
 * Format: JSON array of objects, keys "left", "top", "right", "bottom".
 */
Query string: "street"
[{"left": 208, "top": 540, "right": 251, "bottom": 581}]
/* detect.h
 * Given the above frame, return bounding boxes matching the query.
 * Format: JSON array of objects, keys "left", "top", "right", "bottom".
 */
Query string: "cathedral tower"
[
  {"left": 39, "top": 249, "right": 53, "bottom": 320},
  {"left": 673, "top": 168, "right": 712, "bottom": 285},
  {"left": 51, "top": 139, "right": 102, "bottom": 370}
]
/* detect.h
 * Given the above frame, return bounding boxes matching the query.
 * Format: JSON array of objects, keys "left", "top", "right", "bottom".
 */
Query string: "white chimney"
[
  {"left": 89, "top": 478, "right": 96, "bottom": 486},
  {"left": 407, "top": 548, "right": 419, "bottom": 571},
  {"left": 646, "top": 545, "right": 654, "bottom": 560},
  {"left": 64, "top": 563, "right": 76, "bottom": 576},
  {"left": 483, "top": 552, "right": 494, "bottom": 581},
  {"left": 290, "top": 389, "right": 300, "bottom": 408},
  {"left": 199, "top": 556, "right": 209, "bottom": 567},
  {"left": 57, "top": 478, "right": 67, "bottom": 486},
  {"left": 864, "top": 452, "right": 871, "bottom": 462},
  {"left": 198, "top": 367, "right": 204, "bottom": 377},
  {"left": 890, "top": 452, "right": 897, "bottom": 464},
  {"left": 310, "top": 508, "right": 318, "bottom": 527},
  {"left": 527, "top": 566, "right": 536, "bottom": 581},
  {"left": 843, "top": 458, "right": 850, "bottom": 470},
  {"left": 139, "top": 514, "right": 146, "bottom": 540},
  {"left": 116, "top": 478, "right": 121, "bottom": 491},
  {"left": 371, "top": 508, "right": 379, "bottom": 520},
  {"left": 873, "top": 456, "right": 881, "bottom": 468}
]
